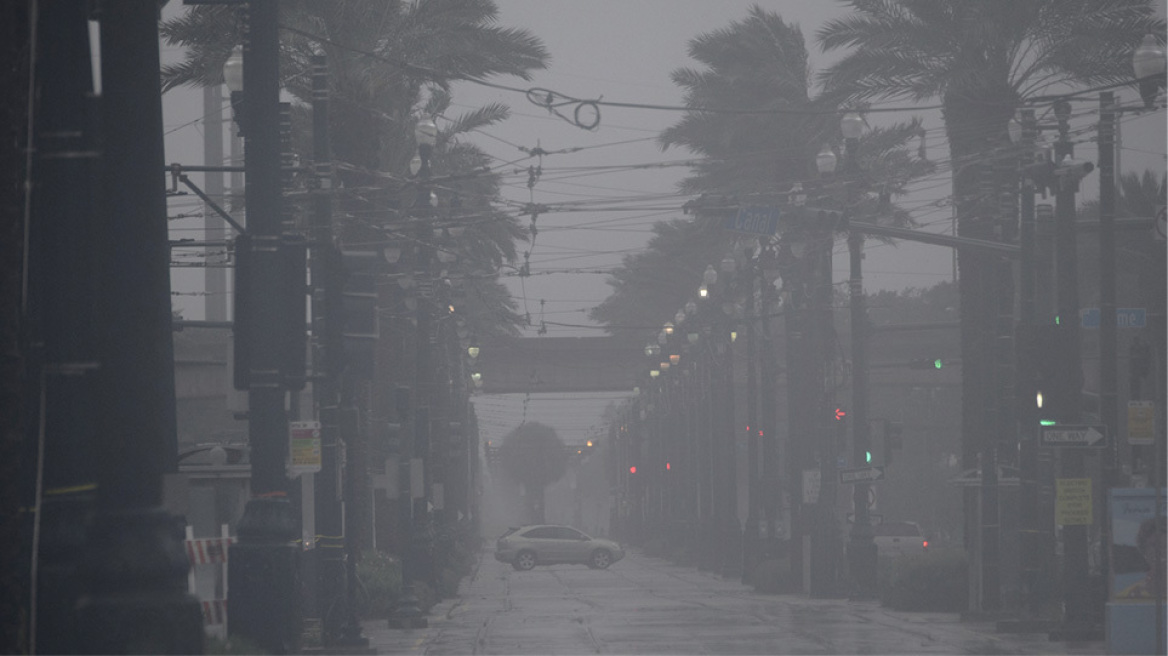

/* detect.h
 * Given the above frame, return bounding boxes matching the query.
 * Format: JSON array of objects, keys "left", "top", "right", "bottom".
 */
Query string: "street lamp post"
[
  {"left": 226, "top": 2, "right": 304, "bottom": 651},
  {"left": 717, "top": 255, "right": 742, "bottom": 579},
  {"left": 839, "top": 112, "right": 878, "bottom": 598},
  {"left": 391, "top": 118, "right": 439, "bottom": 630}
]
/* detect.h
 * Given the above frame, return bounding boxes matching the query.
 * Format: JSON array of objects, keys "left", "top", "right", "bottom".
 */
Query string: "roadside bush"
[
  {"left": 880, "top": 549, "right": 967, "bottom": 612},
  {"left": 206, "top": 635, "right": 270, "bottom": 655},
  {"left": 357, "top": 549, "right": 402, "bottom": 619},
  {"left": 436, "top": 567, "right": 461, "bottom": 599},
  {"left": 412, "top": 580, "right": 438, "bottom": 614},
  {"left": 750, "top": 558, "right": 798, "bottom": 594}
]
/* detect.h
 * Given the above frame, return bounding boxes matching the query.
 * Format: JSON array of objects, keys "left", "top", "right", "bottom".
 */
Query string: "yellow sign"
[
  {"left": 1056, "top": 478, "right": 1092, "bottom": 526},
  {"left": 1127, "top": 401, "right": 1155, "bottom": 445}
]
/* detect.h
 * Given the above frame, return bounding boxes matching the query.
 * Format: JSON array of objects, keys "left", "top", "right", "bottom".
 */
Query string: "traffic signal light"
[{"left": 835, "top": 407, "right": 847, "bottom": 421}]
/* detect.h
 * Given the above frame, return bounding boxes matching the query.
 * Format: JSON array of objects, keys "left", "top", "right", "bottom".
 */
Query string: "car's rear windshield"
[
  {"left": 498, "top": 527, "right": 520, "bottom": 539},
  {"left": 874, "top": 522, "right": 921, "bottom": 537}
]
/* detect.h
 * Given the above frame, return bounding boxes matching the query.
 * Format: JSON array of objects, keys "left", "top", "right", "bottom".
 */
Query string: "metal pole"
[
  {"left": 846, "top": 226, "right": 876, "bottom": 596},
  {"left": 1016, "top": 109, "right": 1043, "bottom": 614},
  {"left": 1097, "top": 94, "right": 1118, "bottom": 611},
  {"left": 1053, "top": 100, "right": 1089, "bottom": 630},
  {"left": 203, "top": 86, "right": 227, "bottom": 321},
  {"left": 743, "top": 259, "right": 760, "bottom": 585},
  {"left": 227, "top": 2, "right": 302, "bottom": 651},
  {"left": 81, "top": 1, "right": 204, "bottom": 651},
  {"left": 844, "top": 135, "right": 877, "bottom": 598}
]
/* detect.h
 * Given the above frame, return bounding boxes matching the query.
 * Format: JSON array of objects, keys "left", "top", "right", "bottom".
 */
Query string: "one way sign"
[
  {"left": 839, "top": 466, "right": 885, "bottom": 484},
  {"left": 1040, "top": 425, "right": 1108, "bottom": 448}
]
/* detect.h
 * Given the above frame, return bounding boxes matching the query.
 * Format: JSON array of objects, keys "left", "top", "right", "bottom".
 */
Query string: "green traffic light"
[
  {"left": 933, "top": 358, "right": 943, "bottom": 369},
  {"left": 865, "top": 451, "right": 872, "bottom": 463},
  {"left": 1040, "top": 419, "right": 1057, "bottom": 426}
]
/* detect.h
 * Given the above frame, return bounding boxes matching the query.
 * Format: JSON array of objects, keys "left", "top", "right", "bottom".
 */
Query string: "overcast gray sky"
[{"left": 162, "top": 1, "right": 1166, "bottom": 444}]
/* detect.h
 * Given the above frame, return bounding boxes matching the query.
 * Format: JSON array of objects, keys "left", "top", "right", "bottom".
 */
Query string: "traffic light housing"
[
  {"left": 1024, "top": 323, "right": 1080, "bottom": 424},
  {"left": 338, "top": 249, "right": 385, "bottom": 378},
  {"left": 233, "top": 234, "right": 308, "bottom": 390}
]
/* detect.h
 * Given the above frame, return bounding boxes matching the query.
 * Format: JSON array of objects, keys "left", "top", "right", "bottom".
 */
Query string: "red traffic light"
[
  {"left": 835, "top": 408, "right": 847, "bottom": 421},
  {"left": 629, "top": 466, "right": 637, "bottom": 474},
  {"left": 665, "top": 462, "right": 671, "bottom": 471}
]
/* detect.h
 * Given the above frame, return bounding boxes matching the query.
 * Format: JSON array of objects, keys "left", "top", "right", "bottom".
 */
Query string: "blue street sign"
[
  {"left": 1080, "top": 307, "right": 1146, "bottom": 329},
  {"left": 725, "top": 206, "right": 781, "bottom": 236}
]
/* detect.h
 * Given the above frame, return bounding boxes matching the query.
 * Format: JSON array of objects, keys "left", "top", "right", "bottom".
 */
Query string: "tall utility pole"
[
  {"left": 842, "top": 120, "right": 877, "bottom": 598},
  {"left": 1052, "top": 99, "right": 1089, "bottom": 629},
  {"left": 1016, "top": 109, "right": 1043, "bottom": 614},
  {"left": 307, "top": 54, "right": 362, "bottom": 648},
  {"left": 228, "top": 1, "right": 303, "bottom": 652},
  {"left": 784, "top": 250, "right": 811, "bottom": 590},
  {"left": 742, "top": 257, "right": 760, "bottom": 586},
  {"left": 79, "top": 1, "right": 204, "bottom": 652},
  {"left": 811, "top": 222, "right": 839, "bottom": 597},
  {"left": 1096, "top": 93, "right": 1119, "bottom": 600}
]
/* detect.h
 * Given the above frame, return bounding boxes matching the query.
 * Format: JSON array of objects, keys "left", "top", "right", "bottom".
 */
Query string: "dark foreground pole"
[
  {"left": 228, "top": 1, "right": 302, "bottom": 652},
  {"left": 77, "top": 1, "right": 203, "bottom": 652}
]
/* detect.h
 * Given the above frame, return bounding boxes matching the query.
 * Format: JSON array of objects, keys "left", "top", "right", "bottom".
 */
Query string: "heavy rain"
[{"left": 2, "top": 1, "right": 1166, "bottom": 654}]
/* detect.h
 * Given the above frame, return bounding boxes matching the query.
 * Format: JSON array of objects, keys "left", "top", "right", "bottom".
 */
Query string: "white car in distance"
[{"left": 873, "top": 521, "right": 928, "bottom": 557}]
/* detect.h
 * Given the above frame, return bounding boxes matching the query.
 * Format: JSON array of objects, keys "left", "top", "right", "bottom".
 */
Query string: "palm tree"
[
  {"left": 592, "top": 6, "right": 930, "bottom": 339},
  {"left": 161, "top": 0, "right": 549, "bottom": 338},
  {"left": 817, "top": 0, "right": 1164, "bottom": 477}
]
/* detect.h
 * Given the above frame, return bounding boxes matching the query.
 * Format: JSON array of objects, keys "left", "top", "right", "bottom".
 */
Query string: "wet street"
[{"left": 363, "top": 550, "right": 1104, "bottom": 655}]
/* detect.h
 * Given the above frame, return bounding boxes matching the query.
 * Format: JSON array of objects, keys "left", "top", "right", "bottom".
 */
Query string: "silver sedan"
[{"left": 495, "top": 524, "right": 625, "bottom": 571}]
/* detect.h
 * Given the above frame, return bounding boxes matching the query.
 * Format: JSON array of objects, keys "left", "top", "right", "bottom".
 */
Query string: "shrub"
[
  {"left": 357, "top": 549, "right": 402, "bottom": 619},
  {"left": 750, "top": 558, "right": 798, "bottom": 594},
  {"left": 206, "top": 635, "right": 270, "bottom": 655},
  {"left": 880, "top": 549, "right": 968, "bottom": 612},
  {"left": 436, "top": 567, "right": 461, "bottom": 599},
  {"left": 412, "top": 580, "right": 438, "bottom": 614}
]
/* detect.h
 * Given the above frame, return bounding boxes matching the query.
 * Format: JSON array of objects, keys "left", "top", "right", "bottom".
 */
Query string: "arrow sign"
[
  {"left": 1040, "top": 424, "right": 1109, "bottom": 448},
  {"left": 839, "top": 466, "right": 885, "bottom": 484}
]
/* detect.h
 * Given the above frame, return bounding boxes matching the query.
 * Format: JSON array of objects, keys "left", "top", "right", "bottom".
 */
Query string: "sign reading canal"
[
  {"left": 1039, "top": 424, "right": 1108, "bottom": 448},
  {"left": 839, "top": 466, "right": 885, "bottom": 484},
  {"left": 724, "top": 206, "right": 781, "bottom": 237}
]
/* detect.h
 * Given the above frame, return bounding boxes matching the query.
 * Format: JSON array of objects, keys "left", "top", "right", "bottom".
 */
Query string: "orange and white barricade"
[{"left": 185, "top": 525, "right": 235, "bottom": 639}]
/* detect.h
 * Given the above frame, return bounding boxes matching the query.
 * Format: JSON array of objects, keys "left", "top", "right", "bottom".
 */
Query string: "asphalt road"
[{"left": 363, "top": 550, "right": 1104, "bottom": 655}]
